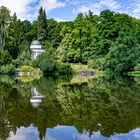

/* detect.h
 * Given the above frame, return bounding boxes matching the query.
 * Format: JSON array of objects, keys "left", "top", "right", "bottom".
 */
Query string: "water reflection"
[
  {"left": 30, "top": 88, "right": 45, "bottom": 108},
  {"left": 0, "top": 76, "right": 140, "bottom": 140},
  {"left": 7, "top": 125, "right": 140, "bottom": 140}
]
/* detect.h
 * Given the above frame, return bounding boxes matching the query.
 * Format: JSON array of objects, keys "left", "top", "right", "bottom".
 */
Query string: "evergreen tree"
[{"left": 37, "top": 7, "right": 48, "bottom": 43}]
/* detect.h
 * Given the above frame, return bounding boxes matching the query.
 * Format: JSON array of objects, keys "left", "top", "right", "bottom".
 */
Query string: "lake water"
[{"left": 0, "top": 75, "right": 140, "bottom": 140}]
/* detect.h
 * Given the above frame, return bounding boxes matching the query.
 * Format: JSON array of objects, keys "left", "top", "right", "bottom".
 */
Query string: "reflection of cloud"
[
  {"left": 8, "top": 125, "right": 39, "bottom": 140},
  {"left": 75, "top": 132, "right": 90, "bottom": 140},
  {"left": 109, "top": 128, "right": 140, "bottom": 140},
  {"left": 7, "top": 124, "right": 140, "bottom": 140},
  {"left": 46, "top": 126, "right": 140, "bottom": 140},
  {"left": 55, "top": 125, "right": 72, "bottom": 129},
  {"left": 46, "top": 126, "right": 78, "bottom": 140},
  {"left": 45, "top": 136, "right": 57, "bottom": 140}
]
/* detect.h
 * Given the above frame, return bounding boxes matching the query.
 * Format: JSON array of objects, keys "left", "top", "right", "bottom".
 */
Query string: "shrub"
[
  {"left": 134, "top": 64, "right": 140, "bottom": 71},
  {"left": 19, "top": 66, "right": 35, "bottom": 72},
  {"left": 56, "top": 61, "right": 73, "bottom": 74},
  {"left": 105, "top": 34, "right": 140, "bottom": 74},
  {"left": 88, "top": 58, "right": 106, "bottom": 70},
  {"left": 0, "top": 50, "right": 12, "bottom": 65},
  {"left": 0, "top": 75, "right": 15, "bottom": 85},
  {"left": 0, "top": 64, "right": 15, "bottom": 74},
  {"left": 15, "top": 51, "right": 31, "bottom": 67},
  {"left": 33, "top": 51, "right": 56, "bottom": 74},
  {"left": 32, "top": 51, "right": 73, "bottom": 76}
]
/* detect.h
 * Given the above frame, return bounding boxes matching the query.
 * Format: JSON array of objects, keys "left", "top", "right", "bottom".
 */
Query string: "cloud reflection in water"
[{"left": 8, "top": 125, "right": 140, "bottom": 140}]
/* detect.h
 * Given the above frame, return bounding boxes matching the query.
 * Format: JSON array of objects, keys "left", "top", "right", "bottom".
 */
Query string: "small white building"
[{"left": 30, "top": 40, "right": 44, "bottom": 59}]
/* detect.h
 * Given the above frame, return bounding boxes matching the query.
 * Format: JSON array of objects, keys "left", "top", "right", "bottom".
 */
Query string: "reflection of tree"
[
  {"left": 0, "top": 75, "right": 15, "bottom": 85},
  {"left": 54, "top": 77, "right": 140, "bottom": 136},
  {"left": 31, "top": 76, "right": 72, "bottom": 96},
  {"left": 0, "top": 83, "right": 13, "bottom": 140},
  {"left": 1, "top": 76, "right": 140, "bottom": 140}
]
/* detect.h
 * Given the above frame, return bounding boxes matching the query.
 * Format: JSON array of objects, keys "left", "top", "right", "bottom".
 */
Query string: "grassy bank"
[
  {"left": 70, "top": 63, "right": 104, "bottom": 77},
  {"left": 17, "top": 66, "right": 43, "bottom": 82},
  {"left": 128, "top": 71, "right": 140, "bottom": 76}
]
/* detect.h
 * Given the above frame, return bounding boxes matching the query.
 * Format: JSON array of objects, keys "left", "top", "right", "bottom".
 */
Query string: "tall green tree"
[
  {"left": 37, "top": 7, "right": 47, "bottom": 43},
  {"left": 0, "top": 6, "right": 10, "bottom": 50},
  {"left": 57, "top": 12, "right": 97, "bottom": 63},
  {"left": 5, "top": 13, "right": 24, "bottom": 59},
  {"left": 105, "top": 32, "right": 140, "bottom": 74},
  {"left": 0, "top": 50, "right": 12, "bottom": 65}
]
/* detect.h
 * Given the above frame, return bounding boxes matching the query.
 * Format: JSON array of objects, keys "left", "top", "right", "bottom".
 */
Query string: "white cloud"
[
  {"left": 73, "top": 2, "right": 102, "bottom": 15},
  {"left": 73, "top": 0, "right": 122, "bottom": 15},
  {"left": 72, "top": 0, "right": 140, "bottom": 19},
  {"left": 54, "top": 17, "right": 67, "bottom": 22},
  {"left": 40, "top": 0, "right": 65, "bottom": 13},
  {"left": 66, "top": 0, "right": 89, "bottom": 6},
  {"left": 100, "top": 0, "right": 121, "bottom": 11},
  {"left": 73, "top": 5, "right": 90, "bottom": 14},
  {"left": 1, "top": 0, "right": 140, "bottom": 21},
  {"left": 131, "top": 1, "right": 140, "bottom": 18},
  {"left": 0, "top": 0, "right": 39, "bottom": 20},
  {"left": 0, "top": 0, "right": 66, "bottom": 21}
]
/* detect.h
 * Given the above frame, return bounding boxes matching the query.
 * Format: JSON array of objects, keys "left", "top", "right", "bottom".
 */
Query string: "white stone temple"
[{"left": 30, "top": 40, "right": 44, "bottom": 59}]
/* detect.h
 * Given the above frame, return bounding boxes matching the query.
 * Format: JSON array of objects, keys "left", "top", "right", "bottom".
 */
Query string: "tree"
[
  {"left": 105, "top": 32, "right": 140, "bottom": 74},
  {"left": 0, "top": 6, "right": 10, "bottom": 50},
  {"left": 5, "top": 13, "right": 24, "bottom": 59},
  {"left": 33, "top": 47, "right": 55, "bottom": 74},
  {"left": 22, "top": 20, "right": 32, "bottom": 43},
  {"left": 37, "top": 7, "right": 47, "bottom": 43},
  {"left": 57, "top": 12, "right": 97, "bottom": 63},
  {"left": 0, "top": 50, "right": 12, "bottom": 65}
]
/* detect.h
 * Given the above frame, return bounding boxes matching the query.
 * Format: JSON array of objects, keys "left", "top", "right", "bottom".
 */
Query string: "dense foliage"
[
  {"left": 0, "top": 6, "right": 140, "bottom": 75},
  {"left": 0, "top": 50, "right": 12, "bottom": 65},
  {"left": 33, "top": 51, "right": 56, "bottom": 74},
  {"left": 32, "top": 51, "right": 73, "bottom": 76}
]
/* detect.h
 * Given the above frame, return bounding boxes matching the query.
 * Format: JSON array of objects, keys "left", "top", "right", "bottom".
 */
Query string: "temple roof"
[
  {"left": 30, "top": 40, "right": 42, "bottom": 49},
  {"left": 31, "top": 40, "right": 41, "bottom": 45}
]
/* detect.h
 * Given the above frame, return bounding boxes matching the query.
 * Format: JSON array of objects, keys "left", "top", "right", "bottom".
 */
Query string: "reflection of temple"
[{"left": 30, "top": 88, "right": 45, "bottom": 108}]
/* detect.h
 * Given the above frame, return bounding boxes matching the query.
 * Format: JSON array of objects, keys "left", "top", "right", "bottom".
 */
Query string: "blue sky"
[{"left": 0, "top": 0, "right": 140, "bottom": 21}]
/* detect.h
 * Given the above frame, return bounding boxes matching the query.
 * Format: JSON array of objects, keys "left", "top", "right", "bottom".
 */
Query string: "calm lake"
[{"left": 0, "top": 75, "right": 140, "bottom": 140}]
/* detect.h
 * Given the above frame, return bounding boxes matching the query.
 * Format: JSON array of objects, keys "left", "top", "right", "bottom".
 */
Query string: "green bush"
[
  {"left": 19, "top": 66, "right": 35, "bottom": 72},
  {"left": 0, "top": 64, "right": 15, "bottom": 74},
  {"left": 104, "top": 34, "right": 139, "bottom": 74},
  {"left": 32, "top": 51, "right": 56, "bottom": 74},
  {"left": 134, "top": 64, "right": 140, "bottom": 71},
  {"left": 32, "top": 50, "right": 73, "bottom": 76},
  {"left": 0, "top": 75, "right": 15, "bottom": 84},
  {"left": 56, "top": 61, "right": 73, "bottom": 74},
  {"left": 0, "top": 50, "right": 12, "bottom": 65},
  {"left": 88, "top": 58, "right": 106, "bottom": 70},
  {"left": 15, "top": 51, "right": 31, "bottom": 67}
]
